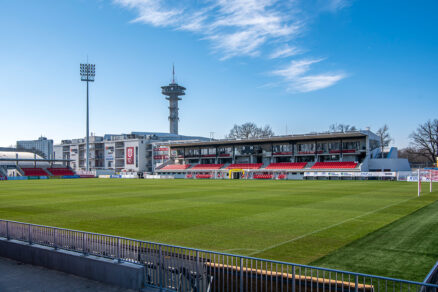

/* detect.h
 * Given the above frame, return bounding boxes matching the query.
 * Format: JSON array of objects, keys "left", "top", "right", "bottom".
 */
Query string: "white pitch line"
[
  {"left": 248, "top": 197, "right": 415, "bottom": 256},
  {"left": 223, "top": 248, "right": 261, "bottom": 253}
]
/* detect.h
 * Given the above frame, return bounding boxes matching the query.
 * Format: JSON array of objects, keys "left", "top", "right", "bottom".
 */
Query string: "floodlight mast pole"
[
  {"left": 86, "top": 75, "right": 89, "bottom": 172},
  {"left": 80, "top": 63, "right": 95, "bottom": 172}
]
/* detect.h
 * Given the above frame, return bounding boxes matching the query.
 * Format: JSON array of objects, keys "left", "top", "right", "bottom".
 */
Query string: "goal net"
[{"left": 417, "top": 169, "right": 438, "bottom": 196}]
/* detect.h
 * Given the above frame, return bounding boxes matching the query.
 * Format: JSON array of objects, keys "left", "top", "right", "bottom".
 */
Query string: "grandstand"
[
  {"left": 155, "top": 130, "right": 411, "bottom": 179},
  {"left": 0, "top": 151, "right": 76, "bottom": 179}
]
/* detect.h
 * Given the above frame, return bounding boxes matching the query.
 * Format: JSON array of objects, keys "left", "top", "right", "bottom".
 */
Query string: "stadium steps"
[
  {"left": 261, "top": 161, "right": 271, "bottom": 169},
  {"left": 44, "top": 168, "right": 54, "bottom": 176},
  {"left": 222, "top": 163, "right": 231, "bottom": 169},
  {"left": 155, "top": 159, "right": 173, "bottom": 170},
  {"left": 0, "top": 166, "right": 7, "bottom": 177},
  {"left": 305, "top": 161, "right": 316, "bottom": 169},
  {"left": 15, "top": 165, "right": 25, "bottom": 176}
]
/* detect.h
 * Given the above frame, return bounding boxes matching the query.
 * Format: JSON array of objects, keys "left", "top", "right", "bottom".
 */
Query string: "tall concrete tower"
[{"left": 161, "top": 65, "right": 185, "bottom": 135}]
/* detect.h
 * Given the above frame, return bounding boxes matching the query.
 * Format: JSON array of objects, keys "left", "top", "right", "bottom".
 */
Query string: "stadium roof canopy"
[
  {"left": 0, "top": 151, "right": 44, "bottom": 160},
  {"left": 0, "top": 151, "right": 70, "bottom": 163},
  {"left": 169, "top": 131, "right": 371, "bottom": 148},
  {"left": 101, "top": 132, "right": 209, "bottom": 141}
]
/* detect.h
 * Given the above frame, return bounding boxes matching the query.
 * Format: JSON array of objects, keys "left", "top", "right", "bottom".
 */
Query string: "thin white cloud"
[
  {"left": 271, "top": 59, "right": 346, "bottom": 92},
  {"left": 294, "top": 74, "right": 346, "bottom": 92},
  {"left": 316, "top": 0, "right": 351, "bottom": 12},
  {"left": 269, "top": 45, "right": 301, "bottom": 59},
  {"left": 114, "top": 0, "right": 348, "bottom": 93},
  {"left": 115, "top": 0, "right": 181, "bottom": 27},
  {"left": 326, "top": 0, "right": 351, "bottom": 11},
  {"left": 271, "top": 59, "right": 323, "bottom": 79},
  {"left": 114, "top": 0, "right": 301, "bottom": 59}
]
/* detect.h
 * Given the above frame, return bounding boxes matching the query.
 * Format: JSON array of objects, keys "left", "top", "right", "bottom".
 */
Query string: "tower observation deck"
[{"left": 161, "top": 66, "right": 185, "bottom": 135}]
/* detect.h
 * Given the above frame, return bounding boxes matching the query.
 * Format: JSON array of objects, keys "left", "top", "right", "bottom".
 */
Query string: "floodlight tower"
[
  {"left": 80, "top": 63, "right": 95, "bottom": 171},
  {"left": 161, "top": 65, "right": 185, "bottom": 135}
]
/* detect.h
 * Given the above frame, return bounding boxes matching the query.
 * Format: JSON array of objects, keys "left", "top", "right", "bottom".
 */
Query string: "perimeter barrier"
[{"left": 1, "top": 219, "right": 437, "bottom": 292}]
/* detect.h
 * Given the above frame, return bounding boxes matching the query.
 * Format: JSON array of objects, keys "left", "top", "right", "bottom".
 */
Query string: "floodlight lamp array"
[{"left": 80, "top": 64, "right": 96, "bottom": 81}]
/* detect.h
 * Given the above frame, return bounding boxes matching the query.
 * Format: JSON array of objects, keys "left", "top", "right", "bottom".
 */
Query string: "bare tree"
[
  {"left": 226, "top": 123, "right": 275, "bottom": 139},
  {"left": 257, "top": 125, "right": 275, "bottom": 138},
  {"left": 399, "top": 147, "right": 432, "bottom": 165},
  {"left": 376, "top": 124, "right": 392, "bottom": 158},
  {"left": 329, "top": 123, "right": 357, "bottom": 132},
  {"left": 409, "top": 119, "right": 438, "bottom": 164},
  {"left": 226, "top": 124, "right": 243, "bottom": 140}
]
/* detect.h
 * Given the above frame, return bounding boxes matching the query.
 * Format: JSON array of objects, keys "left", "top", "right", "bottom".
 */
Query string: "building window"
[{"left": 135, "top": 147, "right": 138, "bottom": 167}]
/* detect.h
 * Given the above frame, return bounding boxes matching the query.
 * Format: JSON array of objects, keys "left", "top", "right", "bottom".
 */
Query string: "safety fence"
[
  {"left": 1, "top": 219, "right": 437, "bottom": 292},
  {"left": 424, "top": 262, "right": 438, "bottom": 286}
]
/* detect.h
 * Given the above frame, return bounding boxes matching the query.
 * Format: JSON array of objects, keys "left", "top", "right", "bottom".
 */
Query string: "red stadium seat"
[
  {"left": 21, "top": 168, "right": 49, "bottom": 176},
  {"left": 161, "top": 164, "right": 191, "bottom": 170},
  {"left": 226, "top": 163, "right": 262, "bottom": 169},
  {"left": 253, "top": 174, "right": 273, "bottom": 179},
  {"left": 342, "top": 149, "right": 356, "bottom": 153},
  {"left": 196, "top": 174, "right": 212, "bottom": 179},
  {"left": 48, "top": 168, "right": 75, "bottom": 176},
  {"left": 265, "top": 162, "right": 307, "bottom": 170},
  {"left": 192, "top": 164, "right": 224, "bottom": 170},
  {"left": 311, "top": 162, "right": 358, "bottom": 169}
]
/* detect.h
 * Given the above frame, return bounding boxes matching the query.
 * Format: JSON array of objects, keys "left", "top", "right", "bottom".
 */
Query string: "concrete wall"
[
  {"left": 367, "top": 158, "right": 411, "bottom": 171},
  {"left": 0, "top": 238, "right": 145, "bottom": 290}
]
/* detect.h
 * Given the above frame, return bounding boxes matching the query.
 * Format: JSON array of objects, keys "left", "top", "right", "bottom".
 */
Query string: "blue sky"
[{"left": 0, "top": 0, "right": 437, "bottom": 147}]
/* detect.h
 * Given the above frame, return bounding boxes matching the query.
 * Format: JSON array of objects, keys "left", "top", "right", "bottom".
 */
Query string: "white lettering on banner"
[{"left": 304, "top": 172, "right": 396, "bottom": 177}]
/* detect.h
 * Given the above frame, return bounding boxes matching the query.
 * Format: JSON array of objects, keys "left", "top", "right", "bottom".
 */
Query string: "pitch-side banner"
[
  {"left": 304, "top": 171, "right": 396, "bottom": 177},
  {"left": 126, "top": 147, "right": 134, "bottom": 165}
]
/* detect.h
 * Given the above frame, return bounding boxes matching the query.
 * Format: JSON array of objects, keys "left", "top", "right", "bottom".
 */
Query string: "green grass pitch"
[{"left": 0, "top": 179, "right": 437, "bottom": 281}]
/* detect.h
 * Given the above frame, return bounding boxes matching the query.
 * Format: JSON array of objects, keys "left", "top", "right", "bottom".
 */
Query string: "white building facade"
[
  {"left": 54, "top": 132, "right": 208, "bottom": 174},
  {"left": 17, "top": 137, "right": 54, "bottom": 159}
]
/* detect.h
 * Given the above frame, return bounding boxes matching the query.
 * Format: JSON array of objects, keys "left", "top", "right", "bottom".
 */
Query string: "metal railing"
[
  {"left": 424, "top": 262, "right": 438, "bottom": 286},
  {"left": 1, "top": 219, "right": 437, "bottom": 292}
]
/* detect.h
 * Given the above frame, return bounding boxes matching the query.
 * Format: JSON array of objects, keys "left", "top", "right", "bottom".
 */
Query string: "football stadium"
[
  {"left": 1, "top": 74, "right": 438, "bottom": 292},
  {"left": 2, "top": 2, "right": 438, "bottom": 291}
]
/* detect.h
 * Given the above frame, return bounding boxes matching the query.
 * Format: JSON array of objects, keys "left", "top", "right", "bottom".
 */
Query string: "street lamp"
[{"left": 80, "top": 63, "right": 95, "bottom": 172}]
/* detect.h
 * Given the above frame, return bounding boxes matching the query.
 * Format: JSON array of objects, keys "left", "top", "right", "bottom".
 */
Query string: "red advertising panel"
[{"left": 126, "top": 147, "right": 134, "bottom": 165}]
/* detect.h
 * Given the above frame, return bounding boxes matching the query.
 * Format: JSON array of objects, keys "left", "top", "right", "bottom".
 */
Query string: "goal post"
[
  {"left": 229, "top": 169, "right": 244, "bottom": 179},
  {"left": 418, "top": 168, "right": 438, "bottom": 196}
]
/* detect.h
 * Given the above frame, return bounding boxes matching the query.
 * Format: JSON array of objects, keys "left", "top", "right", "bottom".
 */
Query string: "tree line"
[{"left": 400, "top": 119, "right": 438, "bottom": 165}]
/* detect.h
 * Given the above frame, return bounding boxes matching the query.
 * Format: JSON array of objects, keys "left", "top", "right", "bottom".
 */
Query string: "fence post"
[
  {"left": 53, "top": 229, "right": 57, "bottom": 249},
  {"left": 355, "top": 274, "right": 359, "bottom": 292},
  {"left": 6, "top": 221, "right": 9, "bottom": 240},
  {"left": 240, "top": 257, "right": 244, "bottom": 292},
  {"left": 196, "top": 250, "right": 200, "bottom": 291},
  {"left": 117, "top": 238, "right": 121, "bottom": 263},
  {"left": 28, "top": 224, "right": 32, "bottom": 245},
  {"left": 82, "top": 232, "right": 86, "bottom": 255},
  {"left": 159, "top": 245, "right": 163, "bottom": 290},
  {"left": 292, "top": 265, "right": 296, "bottom": 292}
]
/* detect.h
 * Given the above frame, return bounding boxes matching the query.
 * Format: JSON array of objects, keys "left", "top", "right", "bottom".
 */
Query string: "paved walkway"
[{"left": 0, "top": 257, "right": 137, "bottom": 292}]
